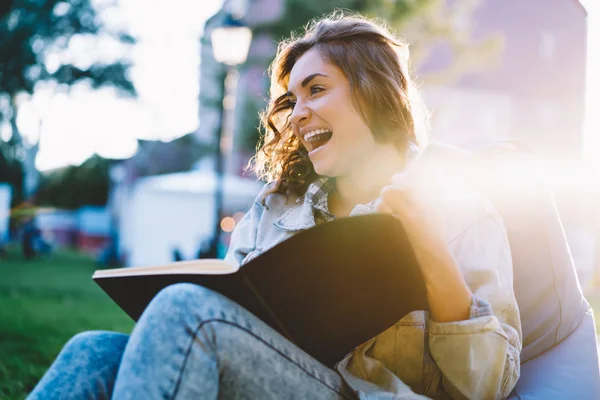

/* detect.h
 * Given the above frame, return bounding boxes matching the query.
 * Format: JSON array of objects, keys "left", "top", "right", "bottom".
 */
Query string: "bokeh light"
[{"left": 220, "top": 216, "right": 236, "bottom": 233}]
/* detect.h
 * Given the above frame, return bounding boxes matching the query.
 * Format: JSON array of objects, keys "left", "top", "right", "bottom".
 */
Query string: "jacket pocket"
[
  {"left": 392, "top": 311, "right": 426, "bottom": 394},
  {"left": 422, "top": 336, "right": 443, "bottom": 397}
]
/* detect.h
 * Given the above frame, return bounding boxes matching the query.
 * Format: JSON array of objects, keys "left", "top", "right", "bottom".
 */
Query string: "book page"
[{"left": 93, "top": 259, "right": 238, "bottom": 279}]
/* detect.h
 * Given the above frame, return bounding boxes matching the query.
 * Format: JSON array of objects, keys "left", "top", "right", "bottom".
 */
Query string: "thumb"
[{"left": 373, "top": 197, "right": 393, "bottom": 214}]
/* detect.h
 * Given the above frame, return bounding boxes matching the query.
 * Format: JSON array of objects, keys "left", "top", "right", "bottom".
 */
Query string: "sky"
[{"left": 8, "top": 0, "right": 600, "bottom": 172}]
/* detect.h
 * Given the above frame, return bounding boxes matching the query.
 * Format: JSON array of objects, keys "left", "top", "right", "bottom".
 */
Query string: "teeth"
[{"left": 304, "top": 129, "right": 331, "bottom": 142}]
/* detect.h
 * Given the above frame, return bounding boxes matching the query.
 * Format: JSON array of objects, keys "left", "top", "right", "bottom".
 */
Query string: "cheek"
[
  {"left": 291, "top": 123, "right": 300, "bottom": 139},
  {"left": 342, "top": 111, "right": 374, "bottom": 145},
  {"left": 314, "top": 90, "right": 373, "bottom": 144},
  {"left": 336, "top": 96, "right": 371, "bottom": 133}
]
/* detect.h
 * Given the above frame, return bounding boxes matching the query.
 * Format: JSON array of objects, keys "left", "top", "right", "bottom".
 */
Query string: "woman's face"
[{"left": 287, "top": 47, "right": 379, "bottom": 178}]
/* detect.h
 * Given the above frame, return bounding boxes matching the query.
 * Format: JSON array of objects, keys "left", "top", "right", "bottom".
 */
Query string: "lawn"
[
  {"left": 0, "top": 246, "right": 134, "bottom": 400},
  {"left": 1, "top": 245, "right": 600, "bottom": 400}
]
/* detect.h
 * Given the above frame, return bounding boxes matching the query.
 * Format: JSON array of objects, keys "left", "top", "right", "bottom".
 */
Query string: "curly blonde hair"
[{"left": 249, "top": 11, "right": 428, "bottom": 202}]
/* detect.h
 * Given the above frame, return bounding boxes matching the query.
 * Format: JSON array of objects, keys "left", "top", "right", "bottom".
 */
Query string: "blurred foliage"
[
  {"left": 0, "top": 0, "right": 136, "bottom": 100},
  {"left": 363, "top": 0, "right": 504, "bottom": 85},
  {"left": 0, "top": 0, "right": 137, "bottom": 206},
  {"left": 254, "top": 0, "right": 502, "bottom": 81},
  {"left": 235, "top": 0, "right": 503, "bottom": 154},
  {"left": 34, "top": 133, "right": 212, "bottom": 209},
  {"left": 35, "top": 154, "right": 111, "bottom": 210}
]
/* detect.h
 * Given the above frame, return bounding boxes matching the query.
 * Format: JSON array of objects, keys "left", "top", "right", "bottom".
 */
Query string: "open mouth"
[{"left": 305, "top": 130, "right": 333, "bottom": 152}]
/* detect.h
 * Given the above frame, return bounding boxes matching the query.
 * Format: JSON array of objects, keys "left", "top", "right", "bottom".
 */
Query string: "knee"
[
  {"left": 65, "top": 331, "right": 125, "bottom": 351},
  {"left": 152, "top": 283, "right": 213, "bottom": 307},
  {"left": 145, "top": 283, "right": 225, "bottom": 319},
  {"left": 60, "top": 331, "right": 128, "bottom": 364}
]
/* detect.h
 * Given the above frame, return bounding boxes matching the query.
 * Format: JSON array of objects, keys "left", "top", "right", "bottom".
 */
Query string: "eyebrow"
[{"left": 286, "top": 73, "right": 329, "bottom": 97}]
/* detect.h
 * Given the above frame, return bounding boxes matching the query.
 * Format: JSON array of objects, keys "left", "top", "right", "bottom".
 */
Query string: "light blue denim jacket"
[{"left": 225, "top": 168, "right": 522, "bottom": 399}]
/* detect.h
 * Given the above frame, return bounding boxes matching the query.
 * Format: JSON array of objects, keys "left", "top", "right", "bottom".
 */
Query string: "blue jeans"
[{"left": 28, "top": 283, "right": 355, "bottom": 399}]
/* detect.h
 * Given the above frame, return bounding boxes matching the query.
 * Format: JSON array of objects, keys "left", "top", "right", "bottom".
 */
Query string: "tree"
[
  {"left": 0, "top": 0, "right": 136, "bottom": 205},
  {"left": 35, "top": 154, "right": 112, "bottom": 210},
  {"left": 362, "top": 0, "right": 503, "bottom": 85}
]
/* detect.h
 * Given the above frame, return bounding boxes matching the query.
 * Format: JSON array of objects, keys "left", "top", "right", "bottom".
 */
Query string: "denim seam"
[
  {"left": 170, "top": 318, "right": 353, "bottom": 400},
  {"left": 499, "top": 351, "right": 514, "bottom": 398},
  {"left": 540, "top": 208, "right": 564, "bottom": 345},
  {"left": 253, "top": 200, "right": 264, "bottom": 246},
  {"left": 446, "top": 213, "right": 498, "bottom": 245},
  {"left": 429, "top": 329, "right": 508, "bottom": 340}
]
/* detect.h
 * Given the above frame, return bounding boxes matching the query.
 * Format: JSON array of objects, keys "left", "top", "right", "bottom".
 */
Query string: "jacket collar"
[
  {"left": 273, "top": 176, "right": 334, "bottom": 232},
  {"left": 273, "top": 176, "right": 381, "bottom": 232}
]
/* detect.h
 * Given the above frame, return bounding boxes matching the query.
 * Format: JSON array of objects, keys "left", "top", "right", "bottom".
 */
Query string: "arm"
[
  {"left": 377, "top": 185, "right": 473, "bottom": 323},
  {"left": 377, "top": 187, "right": 522, "bottom": 399},
  {"left": 224, "top": 197, "right": 265, "bottom": 266},
  {"left": 427, "top": 214, "right": 521, "bottom": 399}
]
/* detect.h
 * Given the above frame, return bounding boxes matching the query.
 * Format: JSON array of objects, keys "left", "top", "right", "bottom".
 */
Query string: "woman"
[{"left": 29, "top": 13, "right": 521, "bottom": 400}]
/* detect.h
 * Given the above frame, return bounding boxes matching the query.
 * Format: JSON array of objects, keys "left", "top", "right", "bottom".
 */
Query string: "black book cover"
[{"left": 94, "top": 214, "right": 428, "bottom": 367}]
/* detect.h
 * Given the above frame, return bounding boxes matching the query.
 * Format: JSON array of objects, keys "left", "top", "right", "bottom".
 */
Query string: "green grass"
[
  {"left": 0, "top": 246, "right": 134, "bottom": 400},
  {"left": 1, "top": 245, "right": 599, "bottom": 400}
]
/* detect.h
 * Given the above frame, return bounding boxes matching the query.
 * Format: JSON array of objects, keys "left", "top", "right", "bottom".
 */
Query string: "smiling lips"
[{"left": 303, "top": 128, "right": 333, "bottom": 152}]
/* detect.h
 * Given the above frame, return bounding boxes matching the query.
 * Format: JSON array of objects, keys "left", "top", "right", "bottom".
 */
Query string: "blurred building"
[
  {"left": 119, "top": 133, "right": 208, "bottom": 184},
  {"left": 116, "top": 170, "right": 262, "bottom": 267},
  {"left": 421, "top": 1, "right": 594, "bottom": 289},
  {"left": 106, "top": 132, "right": 255, "bottom": 266},
  {"left": 424, "top": 0, "right": 588, "bottom": 163}
]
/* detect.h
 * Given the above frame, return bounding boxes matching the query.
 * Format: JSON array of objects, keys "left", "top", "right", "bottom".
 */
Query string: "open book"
[{"left": 93, "top": 214, "right": 428, "bottom": 367}]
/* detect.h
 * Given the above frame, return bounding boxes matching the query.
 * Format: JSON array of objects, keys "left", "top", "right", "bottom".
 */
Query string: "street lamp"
[
  {"left": 211, "top": 15, "right": 252, "bottom": 66},
  {"left": 205, "top": 13, "right": 252, "bottom": 258}
]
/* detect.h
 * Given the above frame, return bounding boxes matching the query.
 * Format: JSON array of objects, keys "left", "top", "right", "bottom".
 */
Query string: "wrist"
[
  {"left": 420, "top": 248, "right": 473, "bottom": 322},
  {"left": 427, "top": 283, "right": 472, "bottom": 322}
]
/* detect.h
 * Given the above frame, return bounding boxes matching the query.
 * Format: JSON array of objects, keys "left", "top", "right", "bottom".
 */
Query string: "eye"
[
  {"left": 288, "top": 98, "right": 297, "bottom": 109},
  {"left": 310, "top": 85, "right": 324, "bottom": 95}
]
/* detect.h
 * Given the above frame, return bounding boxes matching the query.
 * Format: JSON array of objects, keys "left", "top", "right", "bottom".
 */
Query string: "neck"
[{"left": 332, "top": 145, "right": 405, "bottom": 209}]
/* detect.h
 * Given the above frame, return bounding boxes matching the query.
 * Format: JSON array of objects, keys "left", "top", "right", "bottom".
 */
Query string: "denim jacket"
[{"left": 225, "top": 167, "right": 522, "bottom": 399}]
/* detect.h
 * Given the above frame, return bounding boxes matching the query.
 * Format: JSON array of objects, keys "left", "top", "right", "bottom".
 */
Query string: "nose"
[{"left": 289, "top": 100, "right": 310, "bottom": 128}]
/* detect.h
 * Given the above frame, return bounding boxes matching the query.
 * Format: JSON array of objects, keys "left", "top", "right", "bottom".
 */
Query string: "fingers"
[
  {"left": 381, "top": 185, "right": 416, "bottom": 206},
  {"left": 373, "top": 197, "right": 393, "bottom": 214},
  {"left": 391, "top": 171, "right": 412, "bottom": 189},
  {"left": 376, "top": 185, "right": 418, "bottom": 218}
]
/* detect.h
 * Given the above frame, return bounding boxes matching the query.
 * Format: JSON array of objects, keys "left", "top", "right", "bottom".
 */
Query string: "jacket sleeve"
[
  {"left": 224, "top": 195, "right": 265, "bottom": 267},
  {"left": 428, "top": 213, "right": 522, "bottom": 400}
]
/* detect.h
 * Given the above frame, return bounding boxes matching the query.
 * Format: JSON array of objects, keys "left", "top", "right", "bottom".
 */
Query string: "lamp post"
[{"left": 206, "top": 13, "right": 252, "bottom": 258}]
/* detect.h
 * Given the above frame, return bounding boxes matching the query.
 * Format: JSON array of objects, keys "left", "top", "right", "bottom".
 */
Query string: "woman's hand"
[
  {"left": 374, "top": 172, "right": 473, "bottom": 322},
  {"left": 374, "top": 174, "right": 447, "bottom": 256}
]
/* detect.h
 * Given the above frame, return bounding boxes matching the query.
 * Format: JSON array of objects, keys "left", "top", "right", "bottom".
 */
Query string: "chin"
[{"left": 312, "top": 163, "right": 339, "bottom": 178}]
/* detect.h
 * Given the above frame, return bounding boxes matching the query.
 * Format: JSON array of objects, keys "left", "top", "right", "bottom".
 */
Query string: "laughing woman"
[{"left": 28, "top": 13, "right": 521, "bottom": 400}]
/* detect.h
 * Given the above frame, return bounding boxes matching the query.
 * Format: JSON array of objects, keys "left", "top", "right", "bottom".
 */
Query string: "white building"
[{"left": 118, "top": 170, "right": 262, "bottom": 267}]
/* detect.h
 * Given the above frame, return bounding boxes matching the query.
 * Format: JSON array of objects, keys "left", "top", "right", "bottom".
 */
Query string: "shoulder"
[
  {"left": 254, "top": 180, "right": 303, "bottom": 213},
  {"left": 439, "top": 183, "right": 505, "bottom": 244}
]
